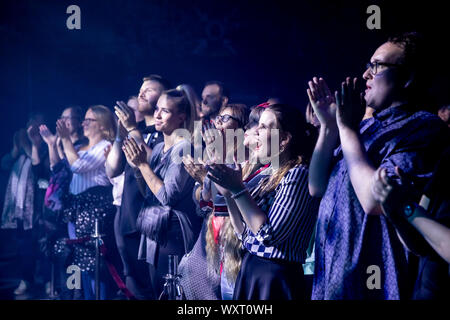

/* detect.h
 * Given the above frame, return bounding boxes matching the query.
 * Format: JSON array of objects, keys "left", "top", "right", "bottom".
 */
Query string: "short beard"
[{"left": 139, "top": 101, "right": 156, "bottom": 115}]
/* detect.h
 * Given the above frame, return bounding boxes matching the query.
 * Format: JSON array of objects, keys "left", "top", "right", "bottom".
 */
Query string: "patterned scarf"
[{"left": 1, "top": 154, "right": 35, "bottom": 230}]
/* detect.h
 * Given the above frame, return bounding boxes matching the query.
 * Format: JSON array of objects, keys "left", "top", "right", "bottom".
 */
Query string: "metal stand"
[
  {"left": 160, "top": 255, "right": 183, "bottom": 300},
  {"left": 91, "top": 219, "right": 104, "bottom": 300},
  {"left": 49, "top": 261, "right": 56, "bottom": 299}
]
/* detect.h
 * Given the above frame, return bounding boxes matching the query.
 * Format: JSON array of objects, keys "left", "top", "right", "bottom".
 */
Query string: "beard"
[{"left": 138, "top": 100, "right": 156, "bottom": 115}]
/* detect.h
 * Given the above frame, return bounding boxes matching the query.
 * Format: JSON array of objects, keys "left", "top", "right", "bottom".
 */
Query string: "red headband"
[{"left": 256, "top": 102, "right": 270, "bottom": 108}]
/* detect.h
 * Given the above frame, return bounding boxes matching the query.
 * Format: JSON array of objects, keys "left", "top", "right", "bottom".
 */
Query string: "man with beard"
[
  {"left": 106, "top": 74, "right": 171, "bottom": 299},
  {"left": 200, "top": 81, "right": 229, "bottom": 122}
]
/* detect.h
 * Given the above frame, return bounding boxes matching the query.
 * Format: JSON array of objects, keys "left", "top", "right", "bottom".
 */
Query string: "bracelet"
[
  {"left": 231, "top": 187, "right": 247, "bottom": 199},
  {"left": 127, "top": 127, "right": 138, "bottom": 133}
]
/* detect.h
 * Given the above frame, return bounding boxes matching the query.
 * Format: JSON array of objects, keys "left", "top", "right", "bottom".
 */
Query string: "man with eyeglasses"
[{"left": 307, "top": 32, "right": 449, "bottom": 299}]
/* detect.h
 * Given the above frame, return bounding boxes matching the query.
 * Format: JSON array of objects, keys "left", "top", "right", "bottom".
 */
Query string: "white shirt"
[{"left": 69, "top": 139, "right": 111, "bottom": 195}]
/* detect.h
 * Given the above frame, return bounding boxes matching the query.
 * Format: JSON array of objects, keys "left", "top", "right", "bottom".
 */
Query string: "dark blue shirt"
[{"left": 312, "top": 104, "right": 449, "bottom": 300}]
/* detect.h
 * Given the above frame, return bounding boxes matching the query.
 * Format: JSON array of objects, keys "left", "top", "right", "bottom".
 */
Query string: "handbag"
[{"left": 136, "top": 205, "right": 171, "bottom": 247}]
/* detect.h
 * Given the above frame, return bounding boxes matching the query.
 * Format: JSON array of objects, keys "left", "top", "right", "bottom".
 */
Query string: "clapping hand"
[
  {"left": 182, "top": 154, "right": 208, "bottom": 185},
  {"left": 204, "top": 157, "right": 244, "bottom": 195},
  {"left": 307, "top": 77, "right": 337, "bottom": 127},
  {"left": 56, "top": 119, "right": 71, "bottom": 139},
  {"left": 27, "top": 124, "right": 42, "bottom": 146},
  {"left": 202, "top": 121, "right": 224, "bottom": 162},
  {"left": 115, "top": 101, "right": 137, "bottom": 132},
  {"left": 372, "top": 166, "right": 419, "bottom": 218},
  {"left": 335, "top": 77, "right": 365, "bottom": 131},
  {"left": 39, "top": 125, "right": 57, "bottom": 146},
  {"left": 122, "top": 137, "right": 147, "bottom": 168}
]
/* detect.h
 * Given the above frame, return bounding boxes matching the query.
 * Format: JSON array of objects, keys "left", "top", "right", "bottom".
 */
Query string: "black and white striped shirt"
[
  {"left": 240, "top": 165, "right": 319, "bottom": 263},
  {"left": 69, "top": 139, "right": 111, "bottom": 195}
]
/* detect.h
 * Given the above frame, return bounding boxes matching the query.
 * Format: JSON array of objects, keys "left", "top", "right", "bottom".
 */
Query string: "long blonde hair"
[{"left": 205, "top": 214, "right": 243, "bottom": 283}]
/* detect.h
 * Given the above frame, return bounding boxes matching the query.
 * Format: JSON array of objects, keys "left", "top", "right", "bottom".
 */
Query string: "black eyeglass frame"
[
  {"left": 215, "top": 114, "right": 241, "bottom": 125},
  {"left": 366, "top": 61, "right": 403, "bottom": 75}
]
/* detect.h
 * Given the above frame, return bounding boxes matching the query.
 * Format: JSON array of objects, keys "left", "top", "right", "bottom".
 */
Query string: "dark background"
[{"left": 1, "top": 0, "right": 449, "bottom": 159}]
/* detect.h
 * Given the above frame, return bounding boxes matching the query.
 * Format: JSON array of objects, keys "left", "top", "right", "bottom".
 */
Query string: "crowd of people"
[{"left": 1, "top": 32, "right": 449, "bottom": 300}]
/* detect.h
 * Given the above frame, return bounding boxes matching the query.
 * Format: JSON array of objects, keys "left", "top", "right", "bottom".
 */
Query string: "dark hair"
[
  {"left": 65, "top": 106, "right": 84, "bottom": 136},
  {"left": 142, "top": 74, "right": 172, "bottom": 91},
  {"left": 65, "top": 105, "right": 84, "bottom": 124},
  {"left": 245, "top": 105, "right": 266, "bottom": 130},
  {"left": 219, "top": 103, "right": 249, "bottom": 128},
  {"left": 257, "top": 104, "right": 316, "bottom": 194},
  {"left": 204, "top": 80, "right": 230, "bottom": 99},
  {"left": 26, "top": 112, "right": 46, "bottom": 127},
  {"left": 387, "top": 32, "right": 429, "bottom": 100},
  {"left": 267, "top": 104, "right": 315, "bottom": 164},
  {"left": 163, "top": 87, "right": 196, "bottom": 134}
]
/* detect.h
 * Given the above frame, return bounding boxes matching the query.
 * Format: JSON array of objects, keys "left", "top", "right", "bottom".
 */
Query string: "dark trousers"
[
  {"left": 114, "top": 207, "right": 154, "bottom": 299},
  {"left": 233, "top": 251, "right": 306, "bottom": 300},
  {"left": 16, "top": 222, "right": 38, "bottom": 284}
]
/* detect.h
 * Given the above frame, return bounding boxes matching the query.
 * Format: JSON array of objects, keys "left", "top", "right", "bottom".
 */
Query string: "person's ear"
[
  {"left": 179, "top": 112, "right": 187, "bottom": 126},
  {"left": 403, "top": 71, "right": 415, "bottom": 89},
  {"left": 280, "top": 131, "right": 292, "bottom": 153},
  {"left": 221, "top": 96, "right": 229, "bottom": 108}
]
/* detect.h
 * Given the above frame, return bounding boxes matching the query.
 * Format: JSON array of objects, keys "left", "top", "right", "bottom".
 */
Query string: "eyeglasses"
[
  {"left": 215, "top": 114, "right": 240, "bottom": 124},
  {"left": 83, "top": 118, "right": 97, "bottom": 123},
  {"left": 366, "top": 61, "right": 402, "bottom": 75}
]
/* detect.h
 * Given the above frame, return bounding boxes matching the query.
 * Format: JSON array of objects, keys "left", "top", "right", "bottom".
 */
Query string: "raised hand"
[
  {"left": 307, "top": 77, "right": 337, "bottom": 127},
  {"left": 202, "top": 121, "right": 224, "bottom": 162},
  {"left": 202, "top": 121, "right": 218, "bottom": 145},
  {"left": 115, "top": 101, "right": 137, "bottom": 132},
  {"left": 27, "top": 124, "right": 42, "bottom": 146},
  {"left": 182, "top": 154, "right": 208, "bottom": 185},
  {"left": 122, "top": 137, "right": 147, "bottom": 168},
  {"left": 39, "top": 125, "right": 57, "bottom": 146},
  {"left": 56, "top": 119, "right": 71, "bottom": 140},
  {"left": 371, "top": 166, "right": 419, "bottom": 218},
  {"left": 204, "top": 159, "right": 244, "bottom": 194},
  {"left": 335, "top": 77, "right": 365, "bottom": 130}
]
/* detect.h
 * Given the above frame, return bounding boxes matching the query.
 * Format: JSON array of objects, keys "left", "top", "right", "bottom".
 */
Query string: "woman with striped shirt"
[
  {"left": 206, "top": 104, "right": 320, "bottom": 300},
  {"left": 58, "top": 105, "right": 116, "bottom": 299}
]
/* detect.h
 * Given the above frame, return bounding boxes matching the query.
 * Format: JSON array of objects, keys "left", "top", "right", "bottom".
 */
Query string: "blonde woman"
[{"left": 58, "top": 105, "right": 116, "bottom": 300}]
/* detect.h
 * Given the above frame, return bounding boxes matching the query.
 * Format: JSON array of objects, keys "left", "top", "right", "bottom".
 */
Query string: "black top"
[
  {"left": 413, "top": 144, "right": 450, "bottom": 300},
  {"left": 118, "top": 122, "right": 163, "bottom": 235}
]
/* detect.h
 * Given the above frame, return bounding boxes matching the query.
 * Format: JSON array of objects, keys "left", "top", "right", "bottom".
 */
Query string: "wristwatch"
[
  {"left": 402, "top": 201, "right": 425, "bottom": 223},
  {"left": 403, "top": 202, "right": 418, "bottom": 217}
]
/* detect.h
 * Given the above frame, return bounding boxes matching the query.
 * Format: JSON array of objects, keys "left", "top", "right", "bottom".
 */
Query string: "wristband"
[
  {"left": 231, "top": 187, "right": 247, "bottom": 199},
  {"left": 127, "top": 127, "right": 138, "bottom": 133}
]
